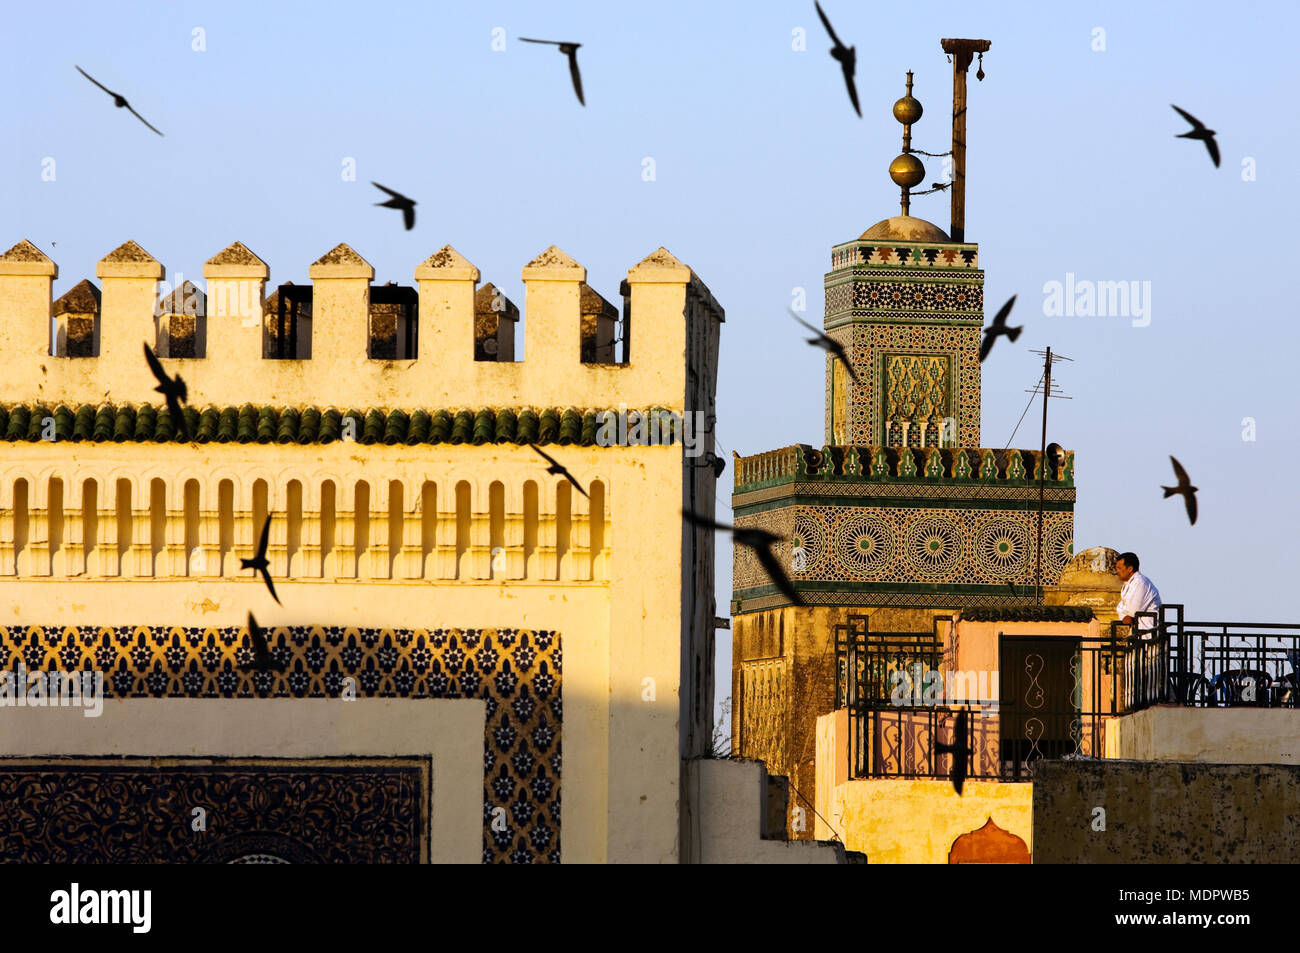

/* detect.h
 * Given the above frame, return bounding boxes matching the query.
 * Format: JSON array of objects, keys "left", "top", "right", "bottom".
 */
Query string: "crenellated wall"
[
  {"left": 0, "top": 234, "right": 730, "bottom": 863},
  {"left": 0, "top": 239, "right": 722, "bottom": 412}
]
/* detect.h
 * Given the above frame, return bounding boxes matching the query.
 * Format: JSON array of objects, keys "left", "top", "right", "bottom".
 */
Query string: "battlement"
[{"left": 0, "top": 239, "right": 724, "bottom": 413}]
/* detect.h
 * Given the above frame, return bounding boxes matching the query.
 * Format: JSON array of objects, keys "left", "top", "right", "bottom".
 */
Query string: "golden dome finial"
[{"left": 890, "top": 71, "right": 925, "bottom": 215}]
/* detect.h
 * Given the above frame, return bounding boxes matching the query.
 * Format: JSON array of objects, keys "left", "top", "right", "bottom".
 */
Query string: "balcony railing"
[
  {"left": 1150, "top": 605, "right": 1300, "bottom": 707},
  {"left": 840, "top": 632, "right": 1147, "bottom": 782},
  {"left": 836, "top": 604, "right": 1300, "bottom": 783}
]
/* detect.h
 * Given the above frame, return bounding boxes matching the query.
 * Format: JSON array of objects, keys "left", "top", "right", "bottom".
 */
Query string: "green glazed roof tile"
[
  {"left": 407, "top": 409, "right": 430, "bottom": 445},
  {"left": 255, "top": 406, "right": 279, "bottom": 444},
  {"left": 73, "top": 404, "right": 95, "bottom": 440},
  {"left": 28, "top": 405, "right": 50, "bottom": 441},
  {"left": 195, "top": 407, "right": 220, "bottom": 442},
  {"left": 8, "top": 406, "right": 30, "bottom": 440},
  {"left": 236, "top": 404, "right": 258, "bottom": 443},
  {"left": 112, "top": 405, "right": 136, "bottom": 442},
  {"left": 92, "top": 405, "right": 114, "bottom": 441},
  {"left": 538, "top": 408, "right": 560, "bottom": 443},
  {"left": 494, "top": 408, "right": 516, "bottom": 444},
  {"left": 450, "top": 410, "right": 474, "bottom": 445},
  {"left": 362, "top": 408, "right": 386, "bottom": 445},
  {"left": 134, "top": 404, "right": 156, "bottom": 441},
  {"left": 429, "top": 409, "right": 452, "bottom": 443},
  {"left": 516, "top": 409, "right": 539, "bottom": 444},
  {"left": 383, "top": 408, "right": 408, "bottom": 446},
  {"left": 297, "top": 407, "right": 320, "bottom": 444},
  {"left": 277, "top": 407, "right": 300, "bottom": 444},
  {"left": 557, "top": 409, "right": 581, "bottom": 445},
  {"left": 318, "top": 408, "right": 343, "bottom": 443},
  {"left": 471, "top": 408, "right": 494, "bottom": 445},
  {"left": 53, "top": 405, "right": 75, "bottom": 439},
  {"left": 216, "top": 407, "right": 239, "bottom": 442}
]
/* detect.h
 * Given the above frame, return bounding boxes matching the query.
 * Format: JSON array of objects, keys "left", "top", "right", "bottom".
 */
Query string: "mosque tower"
[{"left": 730, "top": 39, "right": 1078, "bottom": 837}]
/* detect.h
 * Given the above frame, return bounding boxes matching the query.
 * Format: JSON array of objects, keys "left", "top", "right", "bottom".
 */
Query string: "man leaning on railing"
[{"left": 1116, "top": 551, "right": 1162, "bottom": 639}]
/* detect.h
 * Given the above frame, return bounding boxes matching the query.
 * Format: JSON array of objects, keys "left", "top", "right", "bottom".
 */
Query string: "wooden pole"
[{"left": 940, "top": 39, "right": 990, "bottom": 243}]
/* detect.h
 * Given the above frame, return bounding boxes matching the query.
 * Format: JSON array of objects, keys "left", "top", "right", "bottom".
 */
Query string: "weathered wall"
[
  {"left": 1106, "top": 706, "right": 1300, "bottom": 764},
  {"left": 814, "top": 710, "right": 1032, "bottom": 862},
  {"left": 682, "top": 757, "right": 845, "bottom": 863},
  {"left": 1033, "top": 759, "right": 1300, "bottom": 863}
]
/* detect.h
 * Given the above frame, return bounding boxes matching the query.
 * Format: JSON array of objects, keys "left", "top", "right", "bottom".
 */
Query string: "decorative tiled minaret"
[
  {"left": 823, "top": 73, "right": 983, "bottom": 449},
  {"left": 731, "top": 44, "right": 1079, "bottom": 840}
]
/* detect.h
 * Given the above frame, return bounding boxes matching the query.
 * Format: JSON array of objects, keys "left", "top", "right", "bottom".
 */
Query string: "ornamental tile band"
[
  {"left": 0, "top": 758, "right": 428, "bottom": 863},
  {"left": 733, "top": 503, "right": 1073, "bottom": 595},
  {"left": 0, "top": 623, "right": 561, "bottom": 864}
]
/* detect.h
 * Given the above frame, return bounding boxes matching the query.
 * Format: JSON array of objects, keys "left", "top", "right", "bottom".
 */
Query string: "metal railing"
[
  {"left": 835, "top": 605, "right": 1300, "bottom": 782},
  {"left": 1154, "top": 605, "right": 1300, "bottom": 707}
]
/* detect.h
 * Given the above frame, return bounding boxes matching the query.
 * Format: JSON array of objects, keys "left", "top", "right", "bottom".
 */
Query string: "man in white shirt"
[{"left": 1116, "top": 551, "right": 1162, "bottom": 635}]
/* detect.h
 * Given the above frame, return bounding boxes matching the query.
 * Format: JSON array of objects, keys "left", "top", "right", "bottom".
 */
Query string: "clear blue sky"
[{"left": 4, "top": 1, "right": 1298, "bottom": 727}]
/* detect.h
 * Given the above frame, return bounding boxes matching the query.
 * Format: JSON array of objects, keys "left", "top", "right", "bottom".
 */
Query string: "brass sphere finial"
[
  {"left": 892, "top": 71, "right": 925, "bottom": 213},
  {"left": 890, "top": 154, "right": 925, "bottom": 188},
  {"left": 893, "top": 95, "right": 922, "bottom": 125}
]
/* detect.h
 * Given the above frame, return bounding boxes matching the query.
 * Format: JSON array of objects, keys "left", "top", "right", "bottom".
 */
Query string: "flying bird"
[
  {"left": 238, "top": 612, "right": 285, "bottom": 674},
  {"left": 75, "top": 66, "right": 164, "bottom": 136},
  {"left": 143, "top": 342, "right": 192, "bottom": 440},
  {"left": 1161, "top": 456, "right": 1198, "bottom": 525},
  {"left": 814, "top": 2, "right": 860, "bottom": 117},
  {"left": 371, "top": 182, "right": 417, "bottom": 231},
  {"left": 1171, "top": 105, "right": 1219, "bottom": 168},
  {"left": 530, "top": 444, "right": 588, "bottom": 498},
  {"left": 519, "top": 38, "right": 585, "bottom": 106},
  {"left": 240, "top": 515, "right": 281, "bottom": 604},
  {"left": 682, "top": 508, "right": 803, "bottom": 607},
  {"left": 978, "top": 295, "right": 1021, "bottom": 362},
  {"left": 934, "top": 707, "right": 970, "bottom": 795},
  {"left": 789, "top": 309, "right": 859, "bottom": 383}
]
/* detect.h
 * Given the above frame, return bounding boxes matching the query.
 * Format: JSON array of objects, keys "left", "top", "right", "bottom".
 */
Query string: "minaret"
[{"left": 822, "top": 67, "right": 986, "bottom": 449}]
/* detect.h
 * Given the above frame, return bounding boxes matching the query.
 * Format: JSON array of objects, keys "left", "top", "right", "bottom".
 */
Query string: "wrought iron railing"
[
  {"left": 1152, "top": 605, "right": 1300, "bottom": 707},
  {"left": 838, "top": 609, "right": 1169, "bottom": 782},
  {"left": 835, "top": 605, "right": 1300, "bottom": 783}
]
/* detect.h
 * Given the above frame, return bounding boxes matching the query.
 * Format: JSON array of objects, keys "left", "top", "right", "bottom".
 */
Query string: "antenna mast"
[{"left": 1027, "top": 347, "right": 1072, "bottom": 602}]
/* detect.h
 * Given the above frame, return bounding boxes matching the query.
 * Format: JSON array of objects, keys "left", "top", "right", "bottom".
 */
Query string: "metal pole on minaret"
[
  {"left": 1027, "top": 347, "right": 1072, "bottom": 603},
  {"left": 940, "top": 38, "right": 990, "bottom": 243},
  {"left": 1036, "top": 347, "right": 1051, "bottom": 602}
]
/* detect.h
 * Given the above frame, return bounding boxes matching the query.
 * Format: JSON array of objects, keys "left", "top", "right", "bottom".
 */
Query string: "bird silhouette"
[
  {"left": 371, "top": 182, "right": 417, "bottom": 230},
  {"left": 1161, "top": 455, "right": 1198, "bottom": 525},
  {"left": 143, "top": 342, "right": 192, "bottom": 440},
  {"left": 520, "top": 38, "right": 585, "bottom": 106},
  {"left": 1171, "top": 105, "right": 1219, "bottom": 168},
  {"left": 814, "top": 2, "right": 860, "bottom": 117},
  {"left": 238, "top": 612, "right": 286, "bottom": 673},
  {"left": 75, "top": 66, "right": 164, "bottom": 136},
  {"left": 682, "top": 508, "right": 803, "bottom": 607},
  {"left": 789, "top": 309, "right": 859, "bottom": 383},
  {"left": 240, "top": 515, "right": 281, "bottom": 605},
  {"left": 978, "top": 295, "right": 1021, "bottom": 362},
  {"left": 529, "top": 444, "right": 589, "bottom": 498},
  {"left": 934, "top": 707, "right": 970, "bottom": 795}
]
